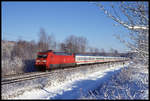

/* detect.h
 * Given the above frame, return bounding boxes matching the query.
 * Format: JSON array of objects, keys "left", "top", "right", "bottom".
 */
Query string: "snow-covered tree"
[{"left": 94, "top": 2, "right": 149, "bottom": 68}]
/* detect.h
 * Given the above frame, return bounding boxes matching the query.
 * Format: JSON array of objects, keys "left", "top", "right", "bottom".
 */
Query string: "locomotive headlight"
[
  {"left": 36, "top": 60, "right": 40, "bottom": 62},
  {"left": 42, "top": 60, "right": 47, "bottom": 62}
]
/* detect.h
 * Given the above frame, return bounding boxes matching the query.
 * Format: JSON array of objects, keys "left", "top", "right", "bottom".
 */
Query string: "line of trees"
[
  {"left": 2, "top": 28, "right": 98, "bottom": 75},
  {"left": 2, "top": 27, "right": 126, "bottom": 75}
]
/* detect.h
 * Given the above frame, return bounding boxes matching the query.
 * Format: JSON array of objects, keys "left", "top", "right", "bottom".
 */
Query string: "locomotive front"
[{"left": 35, "top": 51, "right": 52, "bottom": 71}]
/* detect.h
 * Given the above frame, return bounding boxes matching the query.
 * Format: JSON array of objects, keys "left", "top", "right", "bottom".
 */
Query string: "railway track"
[
  {"left": 1, "top": 61, "right": 127, "bottom": 85},
  {"left": 1, "top": 65, "right": 79, "bottom": 85},
  {"left": 2, "top": 72, "right": 50, "bottom": 85}
]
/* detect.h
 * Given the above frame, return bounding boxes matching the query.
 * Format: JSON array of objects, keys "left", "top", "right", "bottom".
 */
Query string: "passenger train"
[{"left": 35, "top": 50, "right": 127, "bottom": 71}]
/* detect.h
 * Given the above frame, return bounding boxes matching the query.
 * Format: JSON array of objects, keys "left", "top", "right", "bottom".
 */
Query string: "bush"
[{"left": 2, "top": 57, "right": 24, "bottom": 76}]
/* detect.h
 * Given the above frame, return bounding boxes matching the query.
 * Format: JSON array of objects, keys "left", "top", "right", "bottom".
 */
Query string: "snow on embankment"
[
  {"left": 3, "top": 62, "right": 129, "bottom": 99},
  {"left": 83, "top": 62, "right": 148, "bottom": 100}
]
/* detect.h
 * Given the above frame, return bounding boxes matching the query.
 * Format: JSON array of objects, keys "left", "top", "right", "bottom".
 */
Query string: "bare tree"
[
  {"left": 59, "top": 43, "right": 67, "bottom": 52},
  {"left": 61, "top": 35, "right": 88, "bottom": 53},
  {"left": 37, "top": 28, "right": 56, "bottom": 52},
  {"left": 37, "top": 28, "right": 49, "bottom": 51},
  {"left": 78, "top": 36, "right": 88, "bottom": 53},
  {"left": 100, "top": 48, "right": 106, "bottom": 56},
  {"left": 88, "top": 46, "right": 100, "bottom": 54},
  {"left": 89, "top": 47, "right": 94, "bottom": 53},
  {"left": 109, "top": 48, "right": 119, "bottom": 56},
  {"left": 47, "top": 35, "right": 56, "bottom": 50},
  {"left": 94, "top": 2, "right": 149, "bottom": 67}
]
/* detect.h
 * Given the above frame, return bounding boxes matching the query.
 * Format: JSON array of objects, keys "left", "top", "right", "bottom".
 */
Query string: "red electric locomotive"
[{"left": 35, "top": 50, "right": 76, "bottom": 71}]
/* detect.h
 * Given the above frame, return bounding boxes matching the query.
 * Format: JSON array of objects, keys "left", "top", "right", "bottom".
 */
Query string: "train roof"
[
  {"left": 75, "top": 54, "right": 124, "bottom": 58},
  {"left": 38, "top": 50, "right": 53, "bottom": 53},
  {"left": 53, "top": 52, "right": 73, "bottom": 55}
]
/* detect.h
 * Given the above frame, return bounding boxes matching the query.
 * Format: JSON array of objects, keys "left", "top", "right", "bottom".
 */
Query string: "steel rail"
[
  {"left": 1, "top": 72, "right": 53, "bottom": 85},
  {"left": 1, "top": 61, "right": 127, "bottom": 85}
]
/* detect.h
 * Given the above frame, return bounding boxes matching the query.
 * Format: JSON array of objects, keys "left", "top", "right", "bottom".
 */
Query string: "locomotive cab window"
[{"left": 37, "top": 55, "right": 47, "bottom": 58}]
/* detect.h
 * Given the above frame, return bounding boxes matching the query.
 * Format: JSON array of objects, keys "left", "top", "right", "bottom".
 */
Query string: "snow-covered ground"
[
  {"left": 82, "top": 62, "right": 149, "bottom": 100},
  {"left": 7, "top": 62, "right": 129, "bottom": 99}
]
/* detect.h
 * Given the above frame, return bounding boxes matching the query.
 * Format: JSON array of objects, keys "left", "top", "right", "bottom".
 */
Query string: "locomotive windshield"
[{"left": 37, "top": 54, "right": 47, "bottom": 58}]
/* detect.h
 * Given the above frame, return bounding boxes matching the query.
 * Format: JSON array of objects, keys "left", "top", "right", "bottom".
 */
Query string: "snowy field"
[{"left": 4, "top": 62, "right": 129, "bottom": 99}]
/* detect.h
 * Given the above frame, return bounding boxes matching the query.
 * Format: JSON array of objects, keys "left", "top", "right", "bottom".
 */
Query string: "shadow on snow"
[{"left": 42, "top": 67, "right": 124, "bottom": 99}]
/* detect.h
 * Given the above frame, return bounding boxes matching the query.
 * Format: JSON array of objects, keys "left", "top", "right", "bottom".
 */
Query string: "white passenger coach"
[{"left": 75, "top": 55, "right": 126, "bottom": 65}]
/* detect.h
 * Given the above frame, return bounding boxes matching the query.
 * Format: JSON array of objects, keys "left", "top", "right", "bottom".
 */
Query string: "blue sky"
[{"left": 2, "top": 2, "right": 129, "bottom": 52}]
